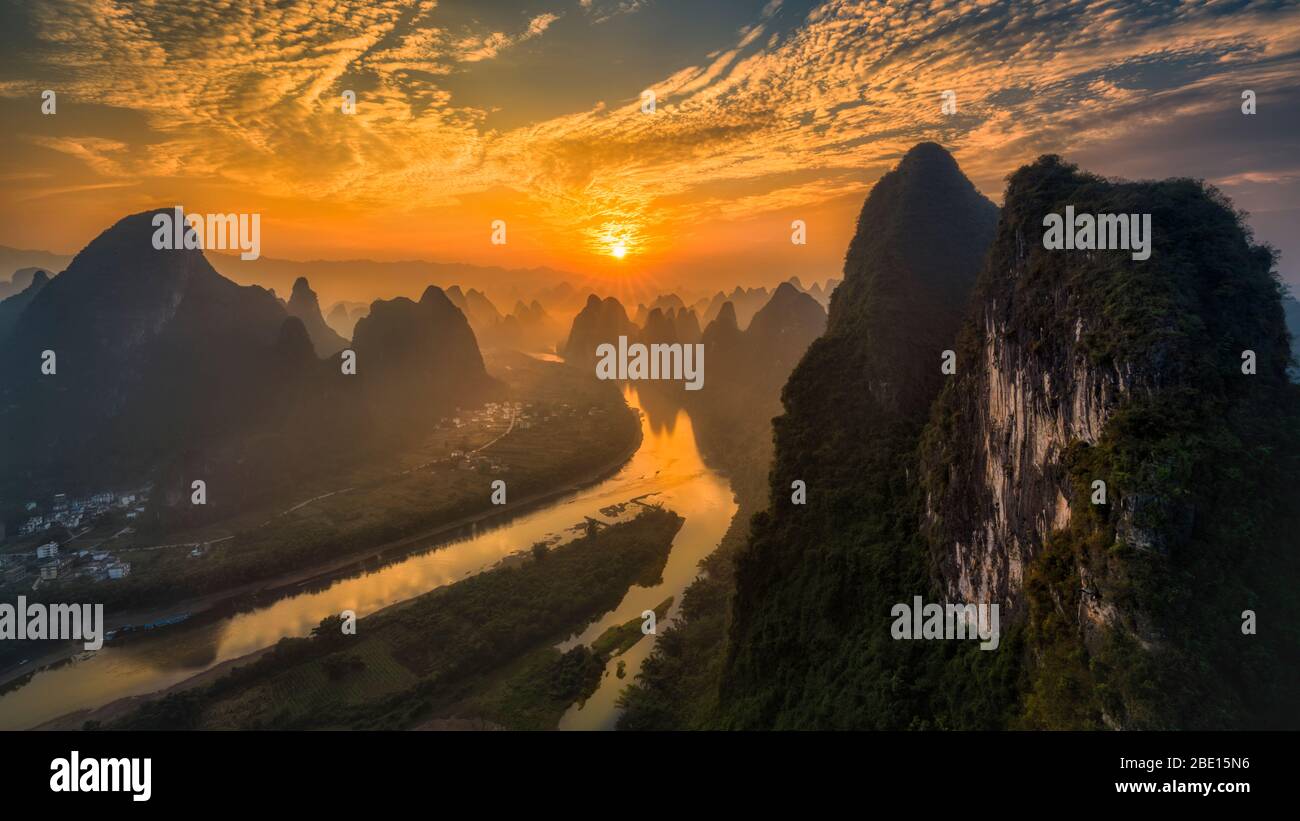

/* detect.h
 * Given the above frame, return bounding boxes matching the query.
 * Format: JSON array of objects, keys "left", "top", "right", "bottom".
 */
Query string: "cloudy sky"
[{"left": 1, "top": 0, "right": 1298, "bottom": 296}]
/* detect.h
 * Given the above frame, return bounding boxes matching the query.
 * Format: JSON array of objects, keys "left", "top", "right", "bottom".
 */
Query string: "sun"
[{"left": 591, "top": 220, "right": 642, "bottom": 259}]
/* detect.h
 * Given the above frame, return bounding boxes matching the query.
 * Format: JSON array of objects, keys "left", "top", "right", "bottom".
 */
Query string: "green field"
[
  {"left": 109, "top": 507, "right": 684, "bottom": 730},
  {"left": 19, "top": 352, "right": 640, "bottom": 614}
]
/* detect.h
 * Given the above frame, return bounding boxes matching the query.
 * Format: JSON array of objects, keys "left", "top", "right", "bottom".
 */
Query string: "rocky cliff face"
[
  {"left": 640, "top": 148, "right": 1297, "bottom": 731},
  {"left": 921, "top": 156, "right": 1287, "bottom": 617},
  {"left": 922, "top": 309, "right": 1142, "bottom": 614},
  {"left": 918, "top": 156, "right": 1299, "bottom": 728}
]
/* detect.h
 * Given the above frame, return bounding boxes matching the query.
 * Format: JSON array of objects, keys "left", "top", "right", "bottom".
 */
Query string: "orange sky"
[{"left": 2, "top": 0, "right": 1299, "bottom": 296}]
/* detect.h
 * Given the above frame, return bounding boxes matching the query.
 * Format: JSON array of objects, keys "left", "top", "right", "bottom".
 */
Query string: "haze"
[{"left": 1, "top": 0, "right": 1299, "bottom": 304}]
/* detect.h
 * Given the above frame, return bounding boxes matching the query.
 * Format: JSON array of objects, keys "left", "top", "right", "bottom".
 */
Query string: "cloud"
[
  {"left": 459, "top": 12, "right": 560, "bottom": 62},
  {"left": 581, "top": 1, "right": 649, "bottom": 25},
  {"left": 2, "top": 0, "right": 1299, "bottom": 275}
]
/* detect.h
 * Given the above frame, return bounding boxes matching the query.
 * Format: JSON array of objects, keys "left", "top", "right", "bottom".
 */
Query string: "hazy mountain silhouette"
[
  {"left": 495, "top": 299, "right": 564, "bottom": 352},
  {"left": 806, "top": 279, "right": 839, "bottom": 307},
  {"left": 720, "top": 142, "right": 998, "bottom": 728},
  {"left": 0, "top": 267, "right": 52, "bottom": 301},
  {"left": 325, "top": 300, "right": 369, "bottom": 338},
  {"left": 701, "top": 301, "right": 742, "bottom": 360},
  {"left": 445, "top": 286, "right": 503, "bottom": 332},
  {"left": 203, "top": 252, "right": 586, "bottom": 310},
  {"left": 649, "top": 293, "right": 686, "bottom": 315},
  {"left": 744, "top": 283, "right": 826, "bottom": 379},
  {"left": 640, "top": 307, "right": 677, "bottom": 345},
  {"left": 0, "top": 210, "right": 496, "bottom": 506},
  {"left": 671, "top": 307, "right": 703, "bottom": 345},
  {"left": 351, "top": 286, "right": 498, "bottom": 427},
  {"left": 722, "top": 285, "right": 769, "bottom": 329},
  {"left": 0, "top": 269, "right": 49, "bottom": 342},
  {"left": 560, "top": 294, "right": 638, "bottom": 365},
  {"left": 0, "top": 210, "right": 297, "bottom": 490},
  {"left": 697, "top": 291, "right": 727, "bottom": 325},
  {"left": 0, "top": 248, "right": 72, "bottom": 289},
  {"left": 287, "top": 276, "right": 349, "bottom": 356}
]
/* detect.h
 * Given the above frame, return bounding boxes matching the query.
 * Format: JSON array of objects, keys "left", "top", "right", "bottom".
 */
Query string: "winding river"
[{"left": 0, "top": 384, "right": 736, "bottom": 730}]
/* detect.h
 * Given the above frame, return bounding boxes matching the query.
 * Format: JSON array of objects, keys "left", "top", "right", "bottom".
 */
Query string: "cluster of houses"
[
  {"left": 451, "top": 450, "right": 506, "bottom": 474},
  {"left": 1, "top": 539, "right": 134, "bottom": 591},
  {"left": 40, "top": 542, "right": 131, "bottom": 585},
  {"left": 446, "top": 400, "right": 534, "bottom": 431},
  {"left": 17, "top": 487, "right": 150, "bottom": 536},
  {"left": 442, "top": 400, "right": 555, "bottom": 474}
]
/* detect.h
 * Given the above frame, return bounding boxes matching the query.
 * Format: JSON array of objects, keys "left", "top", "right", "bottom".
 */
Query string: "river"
[{"left": 0, "top": 384, "right": 736, "bottom": 730}]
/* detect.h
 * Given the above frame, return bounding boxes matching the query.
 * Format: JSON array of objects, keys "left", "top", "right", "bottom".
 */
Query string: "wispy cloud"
[{"left": 1, "top": 0, "right": 1298, "bottom": 278}]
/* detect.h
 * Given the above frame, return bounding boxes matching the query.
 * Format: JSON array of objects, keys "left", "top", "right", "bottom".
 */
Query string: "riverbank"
[
  {"left": 99, "top": 508, "right": 685, "bottom": 730},
  {"left": 0, "top": 426, "right": 643, "bottom": 695},
  {"left": 3, "top": 384, "right": 737, "bottom": 732}
]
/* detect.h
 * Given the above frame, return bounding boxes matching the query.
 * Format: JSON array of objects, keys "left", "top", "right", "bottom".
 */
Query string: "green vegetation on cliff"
[
  {"left": 946, "top": 157, "right": 1300, "bottom": 729},
  {"left": 716, "top": 143, "right": 1005, "bottom": 729},
  {"left": 714, "top": 147, "right": 1299, "bottom": 730}
]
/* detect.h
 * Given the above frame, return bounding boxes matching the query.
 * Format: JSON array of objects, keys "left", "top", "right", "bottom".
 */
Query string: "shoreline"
[
  {"left": 0, "top": 424, "right": 643, "bottom": 698},
  {"left": 36, "top": 492, "right": 670, "bottom": 732}
]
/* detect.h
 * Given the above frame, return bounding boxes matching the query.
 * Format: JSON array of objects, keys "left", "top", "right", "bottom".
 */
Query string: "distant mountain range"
[
  {"left": 557, "top": 279, "right": 828, "bottom": 479},
  {"left": 0, "top": 210, "right": 498, "bottom": 515},
  {"left": 559, "top": 275, "right": 832, "bottom": 366},
  {"left": 201, "top": 253, "right": 590, "bottom": 312},
  {"left": 0, "top": 269, "right": 50, "bottom": 341},
  {"left": 324, "top": 301, "right": 370, "bottom": 338},
  {"left": 0, "top": 249, "right": 72, "bottom": 289}
]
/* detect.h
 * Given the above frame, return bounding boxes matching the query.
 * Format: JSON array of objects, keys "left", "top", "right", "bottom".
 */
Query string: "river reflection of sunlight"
[
  {"left": 558, "top": 386, "right": 736, "bottom": 730},
  {"left": 0, "top": 384, "right": 735, "bottom": 731}
]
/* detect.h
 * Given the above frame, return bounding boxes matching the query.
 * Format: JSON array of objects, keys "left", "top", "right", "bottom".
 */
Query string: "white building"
[{"left": 36, "top": 542, "right": 59, "bottom": 560}]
